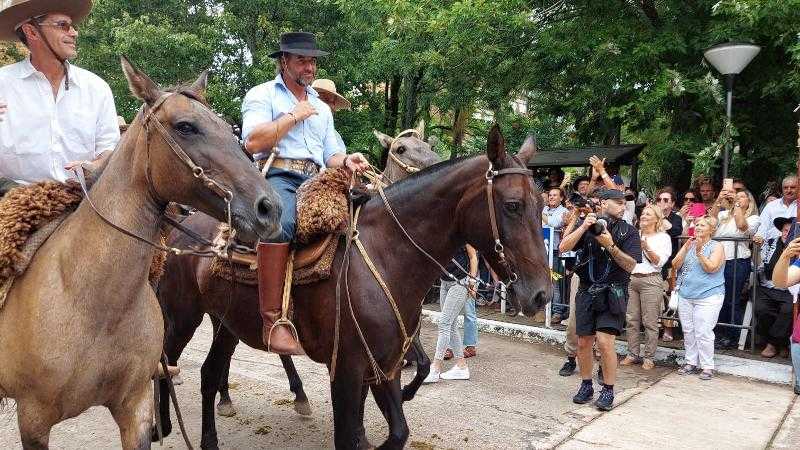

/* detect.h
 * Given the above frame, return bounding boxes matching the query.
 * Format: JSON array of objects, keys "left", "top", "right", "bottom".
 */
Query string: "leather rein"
[
  {"left": 74, "top": 92, "right": 236, "bottom": 259},
  {"left": 330, "top": 161, "right": 533, "bottom": 383}
]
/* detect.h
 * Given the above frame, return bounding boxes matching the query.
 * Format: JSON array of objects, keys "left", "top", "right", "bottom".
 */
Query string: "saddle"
[
  {"left": 0, "top": 179, "right": 167, "bottom": 308},
  {"left": 209, "top": 168, "right": 358, "bottom": 286}
]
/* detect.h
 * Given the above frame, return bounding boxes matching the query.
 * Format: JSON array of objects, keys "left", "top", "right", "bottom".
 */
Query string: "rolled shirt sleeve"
[
  {"left": 241, "top": 85, "right": 273, "bottom": 143},
  {"left": 322, "top": 111, "right": 346, "bottom": 166},
  {"left": 94, "top": 82, "right": 120, "bottom": 156}
]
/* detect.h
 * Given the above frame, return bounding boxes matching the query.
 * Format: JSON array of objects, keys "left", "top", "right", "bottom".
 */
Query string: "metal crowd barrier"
[{"left": 666, "top": 235, "right": 760, "bottom": 353}]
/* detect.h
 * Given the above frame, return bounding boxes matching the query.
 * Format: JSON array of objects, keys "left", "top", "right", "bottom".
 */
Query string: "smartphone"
[
  {"left": 689, "top": 203, "right": 706, "bottom": 218},
  {"left": 723, "top": 178, "right": 734, "bottom": 192}
]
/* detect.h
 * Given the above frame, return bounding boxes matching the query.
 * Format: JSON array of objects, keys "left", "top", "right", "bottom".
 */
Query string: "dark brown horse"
[{"left": 153, "top": 131, "right": 440, "bottom": 449}]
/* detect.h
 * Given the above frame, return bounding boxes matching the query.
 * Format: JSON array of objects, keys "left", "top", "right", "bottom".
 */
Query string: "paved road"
[{"left": 1, "top": 319, "right": 797, "bottom": 449}]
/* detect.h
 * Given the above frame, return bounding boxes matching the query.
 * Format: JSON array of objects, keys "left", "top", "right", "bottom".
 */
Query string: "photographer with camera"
[{"left": 559, "top": 189, "right": 641, "bottom": 411}]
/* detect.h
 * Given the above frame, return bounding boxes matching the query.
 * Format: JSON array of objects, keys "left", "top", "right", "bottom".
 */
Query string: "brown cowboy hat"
[
  {"left": 0, "top": 0, "right": 92, "bottom": 42},
  {"left": 311, "top": 79, "right": 351, "bottom": 111}
]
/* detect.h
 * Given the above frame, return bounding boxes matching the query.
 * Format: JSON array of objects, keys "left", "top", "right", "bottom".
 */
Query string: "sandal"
[
  {"left": 677, "top": 364, "right": 697, "bottom": 375},
  {"left": 642, "top": 359, "right": 655, "bottom": 370},
  {"left": 699, "top": 370, "right": 713, "bottom": 381}
]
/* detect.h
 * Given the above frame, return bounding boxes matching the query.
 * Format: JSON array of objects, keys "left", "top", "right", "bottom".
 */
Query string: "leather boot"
[{"left": 257, "top": 242, "right": 304, "bottom": 355}]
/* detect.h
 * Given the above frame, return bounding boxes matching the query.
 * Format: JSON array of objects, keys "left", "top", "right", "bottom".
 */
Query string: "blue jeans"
[
  {"left": 717, "top": 258, "right": 751, "bottom": 341},
  {"left": 265, "top": 168, "right": 311, "bottom": 243},
  {"left": 792, "top": 343, "right": 800, "bottom": 390},
  {"left": 463, "top": 296, "right": 478, "bottom": 347}
]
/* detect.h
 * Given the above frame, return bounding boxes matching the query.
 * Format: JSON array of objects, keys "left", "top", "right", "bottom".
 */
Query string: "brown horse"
[
  {"left": 292, "top": 125, "right": 551, "bottom": 449},
  {"left": 153, "top": 129, "right": 441, "bottom": 449},
  {"left": 0, "top": 58, "right": 280, "bottom": 450}
]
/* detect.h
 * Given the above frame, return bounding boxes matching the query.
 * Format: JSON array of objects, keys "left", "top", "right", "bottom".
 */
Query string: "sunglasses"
[
  {"left": 683, "top": 197, "right": 695, "bottom": 202},
  {"left": 37, "top": 20, "right": 77, "bottom": 33}
]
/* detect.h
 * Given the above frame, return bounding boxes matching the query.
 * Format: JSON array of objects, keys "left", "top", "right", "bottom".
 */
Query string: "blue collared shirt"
[{"left": 241, "top": 74, "right": 345, "bottom": 168}]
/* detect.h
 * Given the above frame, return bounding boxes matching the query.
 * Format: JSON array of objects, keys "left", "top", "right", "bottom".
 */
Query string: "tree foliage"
[{"left": 2, "top": 0, "right": 798, "bottom": 193}]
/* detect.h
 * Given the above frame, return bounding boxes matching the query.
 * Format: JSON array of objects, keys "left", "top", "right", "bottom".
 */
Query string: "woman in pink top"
[{"left": 772, "top": 236, "right": 800, "bottom": 394}]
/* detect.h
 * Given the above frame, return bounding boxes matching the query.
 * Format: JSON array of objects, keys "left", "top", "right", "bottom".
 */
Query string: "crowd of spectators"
[{"left": 535, "top": 156, "right": 799, "bottom": 388}]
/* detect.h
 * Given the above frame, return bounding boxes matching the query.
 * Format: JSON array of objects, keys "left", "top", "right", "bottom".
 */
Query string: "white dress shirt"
[
  {"left": 633, "top": 231, "right": 671, "bottom": 274},
  {"left": 755, "top": 198, "right": 797, "bottom": 241},
  {"left": 0, "top": 57, "right": 120, "bottom": 184}
]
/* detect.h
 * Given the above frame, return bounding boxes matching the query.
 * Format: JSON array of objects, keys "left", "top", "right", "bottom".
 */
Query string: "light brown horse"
[
  {"left": 153, "top": 128, "right": 441, "bottom": 449},
  {"left": 0, "top": 58, "right": 281, "bottom": 450}
]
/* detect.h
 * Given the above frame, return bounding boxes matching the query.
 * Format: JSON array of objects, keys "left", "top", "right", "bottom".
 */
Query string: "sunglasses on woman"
[{"left": 683, "top": 196, "right": 695, "bottom": 203}]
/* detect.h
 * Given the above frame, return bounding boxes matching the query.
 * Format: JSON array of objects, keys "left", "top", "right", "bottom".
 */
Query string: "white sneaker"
[
  {"left": 422, "top": 370, "right": 440, "bottom": 384},
  {"left": 440, "top": 365, "right": 470, "bottom": 380}
]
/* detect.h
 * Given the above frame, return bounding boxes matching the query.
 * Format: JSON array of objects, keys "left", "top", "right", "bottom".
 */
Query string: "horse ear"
[
  {"left": 189, "top": 70, "right": 209, "bottom": 97},
  {"left": 120, "top": 56, "right": 162, "bottom": 105},
  {"left": 487, "top": 123, "right": 506, "bottom": 164},
  {"left": 517, "top": 135, "right": 538, "bottom": 162},
  {"left": 415, "top": 119, "right": 425, "bottom": 140},
  {"left": 373, "top": 130, "right": 394, "bottom": 150}
]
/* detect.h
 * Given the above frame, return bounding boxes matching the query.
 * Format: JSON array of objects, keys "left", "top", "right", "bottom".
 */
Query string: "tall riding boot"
[{"left": 257, "top": 242, "right": 304, "bottom": 355}]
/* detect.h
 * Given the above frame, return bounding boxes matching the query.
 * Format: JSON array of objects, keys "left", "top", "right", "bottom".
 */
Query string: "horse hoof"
[
  {"left": 216, "top": 400, "right": 237, "bottom": 417},
  {"left": 294, "top": 400, "right": 312, "bottom": 416}
]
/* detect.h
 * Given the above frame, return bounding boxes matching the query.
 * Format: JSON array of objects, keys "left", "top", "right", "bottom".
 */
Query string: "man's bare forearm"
[
  {"left": 608, "top": 246, "right": 636, "bottom": 273},
  {"left": 244, "top": 114, "right": 296, "bottom": 154}
]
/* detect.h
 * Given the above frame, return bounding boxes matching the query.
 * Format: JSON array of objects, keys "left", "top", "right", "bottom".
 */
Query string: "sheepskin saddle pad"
[
  {"left": 0, "top": 181, "right": 167, "bottom": 309},
  {"left": 208, "top": 168, "right": 353, "bottom": 286}
]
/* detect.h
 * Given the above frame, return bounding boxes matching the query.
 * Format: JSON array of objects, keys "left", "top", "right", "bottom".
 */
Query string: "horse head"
[
  {"left": 374, "top": 123, "right": 441, "bottom": 183},
  {"left": 459, "top": 125, "right": 552, "bottom": 315},
  {"left": 120, "top": 57, "right": 281, "bottom": 242}
]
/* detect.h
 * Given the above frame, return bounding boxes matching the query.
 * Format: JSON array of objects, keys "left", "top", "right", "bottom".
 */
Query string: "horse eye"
[
  {"left": 505, "top": 201, "right": 521, "bottom": 213},
  {"left": 174, "top": 121, "right": 198, "bottom": 135},
  {"left": 395, "top": 145, "right": 406, "bottom": 154}
]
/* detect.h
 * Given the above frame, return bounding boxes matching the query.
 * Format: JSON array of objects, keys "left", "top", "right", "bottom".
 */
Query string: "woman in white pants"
[{"left": 671, "top": 216, "right": 726, "bottom": 380}]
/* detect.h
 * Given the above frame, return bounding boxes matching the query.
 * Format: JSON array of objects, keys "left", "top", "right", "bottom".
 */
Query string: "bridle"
[
  {"left": 74, "top": 92, "right": 239, "bottom": 258},
  {"left": 330, "top": 158, "right": 533, "bottom": 383},
  {"left": 382, "top": 129, "right": 424, "bottom": 184},
  {"left": 376, "top": 160, "right": 533, "bottom": 286}
]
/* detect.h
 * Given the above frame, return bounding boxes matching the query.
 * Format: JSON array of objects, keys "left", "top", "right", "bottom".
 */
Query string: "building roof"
[{"left": 527, "top": 144, "right": 645, "bottom": 168}]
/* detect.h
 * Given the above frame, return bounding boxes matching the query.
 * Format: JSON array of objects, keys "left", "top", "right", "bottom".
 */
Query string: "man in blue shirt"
[{"left": 241, "top": 32, "right": 369, "bottom": 355}]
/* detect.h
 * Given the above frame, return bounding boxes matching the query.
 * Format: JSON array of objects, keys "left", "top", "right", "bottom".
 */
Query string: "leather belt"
[
  {"left": 631, "top": 272, "right": 660, "bottom": 278},
  {"left": 259, "top": 157, "right": 319, "bottom": 176}
]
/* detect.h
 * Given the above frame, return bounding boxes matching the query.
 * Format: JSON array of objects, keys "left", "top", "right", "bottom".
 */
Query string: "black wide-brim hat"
[{"left": 269, "top": 32, "right": 329, "bottom": 58}]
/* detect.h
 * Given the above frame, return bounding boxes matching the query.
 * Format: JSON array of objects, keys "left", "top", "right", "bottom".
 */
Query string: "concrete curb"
[{"left": 421, "top": 309, "right": 794, "bottom": 385}]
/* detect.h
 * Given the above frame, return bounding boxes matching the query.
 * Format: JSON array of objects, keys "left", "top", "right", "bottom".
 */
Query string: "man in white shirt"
[
  {"left": 0, "top": 0, "right": 119, "bottom": 193},
  {"left": 754, "top": 175, "right": 797, "bottom": 243}
]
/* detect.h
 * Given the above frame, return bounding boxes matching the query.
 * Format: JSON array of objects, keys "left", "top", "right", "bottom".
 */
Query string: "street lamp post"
[{"left": 703, "top": 42, "right": 760, "bottom": 179}]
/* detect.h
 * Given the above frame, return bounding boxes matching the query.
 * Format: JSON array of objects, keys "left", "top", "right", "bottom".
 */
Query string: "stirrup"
[{"left": 266, "top": 317, "right": 301, "bottom": 353}]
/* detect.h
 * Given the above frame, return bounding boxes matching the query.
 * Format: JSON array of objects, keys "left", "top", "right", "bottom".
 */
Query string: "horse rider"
[
  {"left": 0, "top": 0, "right": 120, "bottom": 197},
  {"left": 241, "top": 32, "right": 369, "bottom": 355}
]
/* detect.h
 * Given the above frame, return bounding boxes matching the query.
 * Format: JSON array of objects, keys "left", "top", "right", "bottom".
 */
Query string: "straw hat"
[
  {"left": 311, "top": 78, "right": 351, "bottom": 111},
  {"left": 0, "top": 0, "right": 92, "bottom": 41}
]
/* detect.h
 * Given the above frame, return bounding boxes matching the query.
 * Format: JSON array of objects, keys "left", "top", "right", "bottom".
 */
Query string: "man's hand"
[
  {"left": 344, "top": 152, "right": 370, "bottom": 173},
  {"left": 783, "top": 237, "right": 800, "bottom": 259},
  {"left": 64, "top": 160, "right": 87, "bottom": 171},
  {"left": 753, "top": 235, "right": 765, "bottom": 245},
  {"left": 0, "top": 99, "right": 7, "bottom": 122},
  {"left": 582, "top": 212, "right": 597, "bottom": 230},
  {"left": 467, "top": 280, "right": 477, "bottom": 298},
  {"left": 291, "top": 101, "right": 317, "bottom": 122},
  {"left": 595, "top": 229, "right": 614, "bottom": 248},
  {"left": 589, "top": 155, "right": 606, "bottom": 174}
]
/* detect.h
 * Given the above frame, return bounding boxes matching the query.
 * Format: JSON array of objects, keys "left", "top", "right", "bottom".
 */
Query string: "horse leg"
[
  {"left": 16, "top": 399, "right": 57, "bottom": 450},
  {"left": 150, "top": 311, "right": 204, "bottom": 441},
  {"left": 356, "top": 383, "right": 372, "bottom": 450},
  {"left": 370, "top": 378, "right": 409, "bottom": 450},
  {"left": 211, "top": 316, "right": 238, "bottom": 418},
  {"left": 279, "top": 354, "right": 312, "bottom": 416},
  {"left": 330, "top": 365, "right": 368, "bottom": 450},
  {"left": 401, "top": 333, "right": 430, "bottom": 402},
  {"left": 200, "top": 322, "right": 239, "bottom": 450},
  {"left": 110, "top": 383, "right": 154, "bottom": 450}
]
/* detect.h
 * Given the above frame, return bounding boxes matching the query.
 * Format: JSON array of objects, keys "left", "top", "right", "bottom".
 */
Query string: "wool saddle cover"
[
  {"left": 209, "top": 167, "right": 352, "bottom": 286},
  {"left": 0, "top": 181, "right": 167, "bottom": 308}
]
